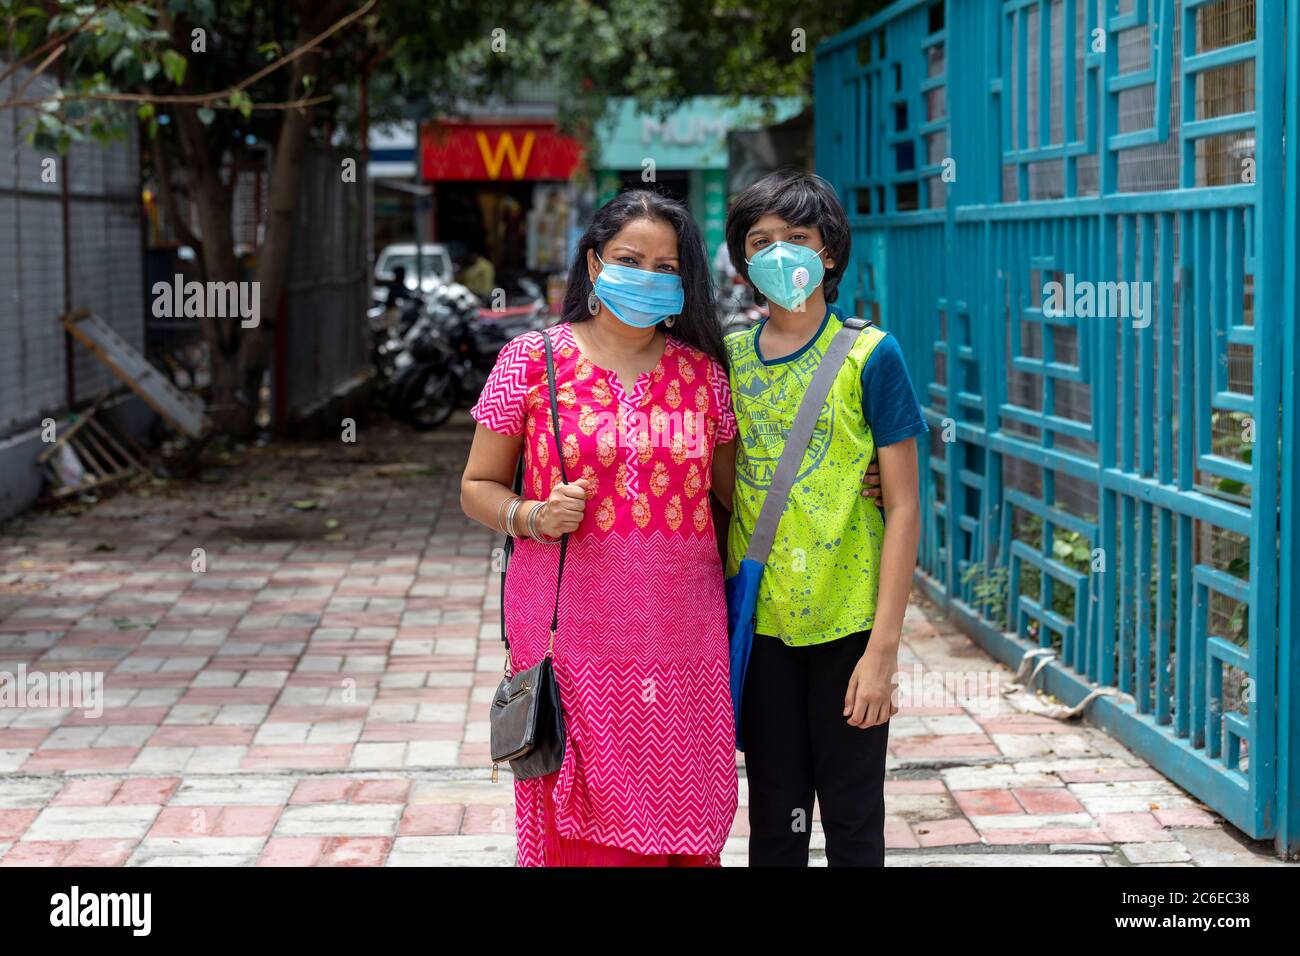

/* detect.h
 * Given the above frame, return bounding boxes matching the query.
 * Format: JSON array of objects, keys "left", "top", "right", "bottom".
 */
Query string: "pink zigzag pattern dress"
[{"left": 471, "top": 323, "right": 739, "bottom": 866}]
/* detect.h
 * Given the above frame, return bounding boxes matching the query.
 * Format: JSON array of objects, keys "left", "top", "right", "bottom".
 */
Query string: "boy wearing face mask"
[{"left": 723, "top": 170, "right": 927, "bottom": 867}]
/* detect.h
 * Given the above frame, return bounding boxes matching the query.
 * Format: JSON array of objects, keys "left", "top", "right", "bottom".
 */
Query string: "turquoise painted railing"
[{"left": 816, "top": 0, "right": 1298, "bottom": 855}]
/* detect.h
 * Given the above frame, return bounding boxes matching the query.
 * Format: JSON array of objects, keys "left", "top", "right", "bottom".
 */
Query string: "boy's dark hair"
[{"left": 725, "top": 169, "right": 851, "bottom": 305}]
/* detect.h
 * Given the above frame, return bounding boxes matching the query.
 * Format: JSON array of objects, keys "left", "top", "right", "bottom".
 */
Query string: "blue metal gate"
[{"left": 816, "top": 0, "right": 1298, "bottom": 854}]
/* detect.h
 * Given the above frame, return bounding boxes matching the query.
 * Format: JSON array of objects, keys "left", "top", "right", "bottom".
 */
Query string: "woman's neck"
[{"left": 574, "top": 311, "right": 662, "bottom": 358}]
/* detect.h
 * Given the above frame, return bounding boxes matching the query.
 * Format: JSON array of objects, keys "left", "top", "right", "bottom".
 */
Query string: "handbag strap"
[
  {"left": 541, "top": 331, "right": 569, "bottom": 653},
  {"left": 498, "top": 330, "right": 569, "bottom": 653},
  {"left": 743, "top": 316, "right": 868, "bottom": 564},
  {"left": 499, "top": 457, "right": 522, "bottom": 650}
]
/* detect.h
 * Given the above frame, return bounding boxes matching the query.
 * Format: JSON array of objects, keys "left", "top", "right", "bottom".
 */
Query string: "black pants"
[{"left": 741, "top": 628, "right": 890, "bottom": 867}]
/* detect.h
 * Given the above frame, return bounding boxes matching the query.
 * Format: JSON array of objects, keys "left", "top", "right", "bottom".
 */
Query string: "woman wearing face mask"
[{"left": 460, "top": 190, "right": 738, "bottom": 866}]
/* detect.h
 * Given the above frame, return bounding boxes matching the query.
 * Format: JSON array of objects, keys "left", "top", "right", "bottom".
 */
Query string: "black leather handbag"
[{"left": 490, "top": 331, "right": 568, "bottom": 783}]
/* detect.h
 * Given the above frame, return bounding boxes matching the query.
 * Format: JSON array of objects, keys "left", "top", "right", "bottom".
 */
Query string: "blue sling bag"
[{"left": 724, "top": 317, "right": 868, "bottom": 751}]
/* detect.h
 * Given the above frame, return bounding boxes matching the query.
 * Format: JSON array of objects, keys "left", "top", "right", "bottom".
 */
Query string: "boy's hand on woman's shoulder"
[{"left": 860, "top": 457, "right": 883, "bottom": 507}]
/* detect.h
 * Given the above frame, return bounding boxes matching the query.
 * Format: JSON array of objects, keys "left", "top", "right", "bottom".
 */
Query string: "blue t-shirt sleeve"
[{"left": 861, "top": 333, "right": 929, "bottom": 446}]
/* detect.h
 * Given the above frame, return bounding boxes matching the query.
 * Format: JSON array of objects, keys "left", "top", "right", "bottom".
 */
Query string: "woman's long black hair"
[{"left": 560, "top": 189, "right": 725, "bottom": 367}]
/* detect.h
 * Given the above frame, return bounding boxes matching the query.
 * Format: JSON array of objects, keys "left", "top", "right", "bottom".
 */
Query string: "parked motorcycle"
[
  {"left": 368, "top": 278, "right": 547, "bottom": 431},
  {"left": 367, "top": 297, "right": 452, "bottom": 429},
  {"left": 459, "top": 275, "right": 549, "bottom": 394}
]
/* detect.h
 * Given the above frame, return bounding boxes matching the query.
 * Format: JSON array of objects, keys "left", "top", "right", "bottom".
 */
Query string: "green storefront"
[{"left": 593, "top": 97, "right": 804, "bottom": 262}]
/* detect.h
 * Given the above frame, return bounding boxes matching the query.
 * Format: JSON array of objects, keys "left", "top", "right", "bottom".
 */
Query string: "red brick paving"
[{"left": 0, "top": 420, "right": 1279, "bottom": 866}]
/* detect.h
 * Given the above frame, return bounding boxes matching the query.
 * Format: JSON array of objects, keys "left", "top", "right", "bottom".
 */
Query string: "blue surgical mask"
[
  {"left": 592, "top": 255, "right": 684, "bottom": 328},
  {"left": 745, "top": 241, "right": 826, "bottom": 311}
]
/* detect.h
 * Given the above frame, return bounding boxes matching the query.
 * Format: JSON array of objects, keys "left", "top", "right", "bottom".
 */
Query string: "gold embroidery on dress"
[{"left": 665, "top": 494, "right": 684, "bottom": 531}]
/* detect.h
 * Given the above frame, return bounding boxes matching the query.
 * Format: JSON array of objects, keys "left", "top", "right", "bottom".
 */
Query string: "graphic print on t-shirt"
[{"left": 731, "top": 337, "right": 836, "bottom": 491}]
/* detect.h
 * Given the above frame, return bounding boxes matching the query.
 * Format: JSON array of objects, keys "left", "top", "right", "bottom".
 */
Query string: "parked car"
[{"left": 373, "top": 243, "right": 453, "bottom": 304}]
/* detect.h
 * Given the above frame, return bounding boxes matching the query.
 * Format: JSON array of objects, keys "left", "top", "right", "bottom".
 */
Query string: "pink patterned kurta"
[{"left": 470, "top": 322, "right": 739, "bottom": 866}]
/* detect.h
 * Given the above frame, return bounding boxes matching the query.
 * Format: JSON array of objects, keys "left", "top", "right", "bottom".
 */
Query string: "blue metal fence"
[{"left": 816, "top": 0, "right": 1298, "bottom": 854}]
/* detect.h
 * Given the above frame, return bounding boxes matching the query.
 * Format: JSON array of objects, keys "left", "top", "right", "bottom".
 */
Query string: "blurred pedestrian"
[
  {"left": 457, "top": 246, "right": 496, "bottom": 300},
  {"left": 384, "top": 265, "right": 415, "bottom": 307}
]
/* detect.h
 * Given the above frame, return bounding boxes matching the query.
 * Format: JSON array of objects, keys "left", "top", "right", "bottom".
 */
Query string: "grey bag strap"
[{"left": 743, "top": 317, "right": 868, "bottom": 564}]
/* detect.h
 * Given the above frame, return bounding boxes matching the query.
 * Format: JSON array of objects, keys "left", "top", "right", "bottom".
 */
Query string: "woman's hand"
[
  {"left": 536, "top": 478, "right": 592, "bottom": 537},
  {"left": 843, "top": 643, "right": 899, "bottom": 728},
  {"left": 861, "top": 456, "right": 883, "bottom": 507}
]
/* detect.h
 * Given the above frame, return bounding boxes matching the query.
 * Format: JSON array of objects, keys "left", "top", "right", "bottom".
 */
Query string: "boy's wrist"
[{"left": 865, "top": 628, "right": 901, "bottom": 654}]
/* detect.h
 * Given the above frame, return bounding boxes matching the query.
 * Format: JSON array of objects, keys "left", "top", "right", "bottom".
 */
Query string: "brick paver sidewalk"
[{"left": 0, "top": 417, "right": 1285, "bottom": 866}]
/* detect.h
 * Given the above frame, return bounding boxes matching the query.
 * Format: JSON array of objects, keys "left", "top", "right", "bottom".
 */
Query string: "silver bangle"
[
  {"left": 496, "top": 495, "right": 518, "bottom": 534},
  {"left": 505, "top": 497, "right": 525, "bottom": 537},
  {"left": 531, "top": 502, "right": 561, "bottom": 543},
  {"left": 529, "top": 502, "right": 549, "bottom": 542}
]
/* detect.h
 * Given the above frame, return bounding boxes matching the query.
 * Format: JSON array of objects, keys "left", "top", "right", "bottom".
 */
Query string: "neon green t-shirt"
[{"left": 725, "top": 308, "right": 893, "bottom": 646}]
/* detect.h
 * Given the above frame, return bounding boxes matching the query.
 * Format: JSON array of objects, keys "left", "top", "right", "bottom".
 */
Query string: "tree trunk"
[
  {"left": 171, "top": 104, "right": 255, "bottom": 437},
  {"left": 157, "top": 1, "right": 334, "bottom": 441},
  {"left": 238, "top": 47, "right": 320, "bottom": 439}
]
